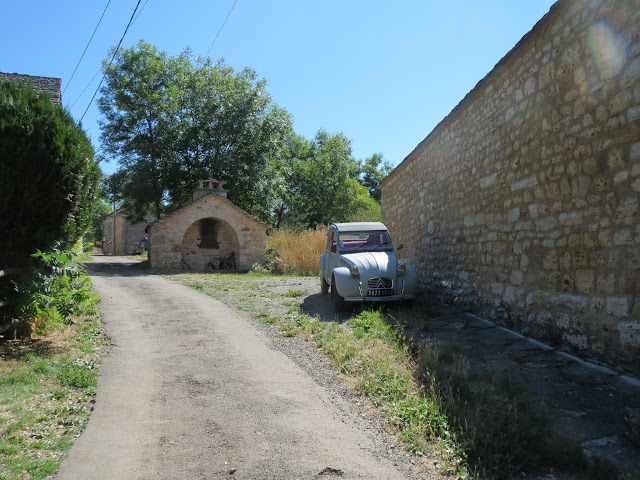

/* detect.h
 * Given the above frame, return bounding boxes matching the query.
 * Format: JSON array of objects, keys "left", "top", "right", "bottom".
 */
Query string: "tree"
[
  {"left": 0, "top": 80, "right": 100, "bottom": 267},
  {"left": 358, "top": 153, "right": 393, "bottom": 202},
  {"left": 98, "top": 40, "right": 292, "bottom": 223},
  {"left": 275, "top": 130, "right": 382, "bottom": 229}
]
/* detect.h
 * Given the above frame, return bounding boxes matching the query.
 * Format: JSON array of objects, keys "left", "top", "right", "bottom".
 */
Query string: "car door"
[{"left": 327, "top": 227, "right": 340, "bottom": 281}]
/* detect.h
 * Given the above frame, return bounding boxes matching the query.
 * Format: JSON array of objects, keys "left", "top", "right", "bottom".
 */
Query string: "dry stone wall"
[
  {"left": 381, "top": 0, "right": 640, "bottom": 373},
  {"left": 147, "top": 193, "right": 267, "bottom": 271},
  {"left": 101, "top": 211, "right": 148, "bottom": 255},
  {"left": 0, "top": 72, "right": 62, "bottom": 105}
]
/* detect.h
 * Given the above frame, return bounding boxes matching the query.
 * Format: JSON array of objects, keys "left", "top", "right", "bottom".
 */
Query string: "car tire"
[
  {"left": 330, "top": 277, "right": 345, "bottom": 311},
  {"left": 321, "top": 277, "right": 329, "bottom": 295}
]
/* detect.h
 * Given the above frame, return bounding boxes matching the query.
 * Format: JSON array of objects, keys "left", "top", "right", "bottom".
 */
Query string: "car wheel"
[
  {"left": 330, "top": 277, "right": 345, "bottom": 311},
  {"left": 321, "top": 277, "right": 329, "bottom": 294}
]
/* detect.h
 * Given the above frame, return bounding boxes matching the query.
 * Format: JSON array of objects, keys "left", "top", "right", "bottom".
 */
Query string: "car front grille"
[{"left": 367, "top": 277, "right": 393, "bottom": 290}]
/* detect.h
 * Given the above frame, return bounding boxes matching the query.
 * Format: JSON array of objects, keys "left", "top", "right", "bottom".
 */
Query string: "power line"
[
  {"left": 70, "top": 0, "right": 149, "bottom": 111},
  {"left": 205, "top": 0, "right": 239, "bottom": 57},
  {"left": 80, "top": 0, "right": 142, "bottom": 122},
  {"left": 63, "top": 0, "right": 112, "bottom": 96}
]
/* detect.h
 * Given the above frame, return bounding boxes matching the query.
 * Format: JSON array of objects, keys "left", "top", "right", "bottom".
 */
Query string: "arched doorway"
[{"left": 181, "top": 218, "right": 239, "bottom": 271}]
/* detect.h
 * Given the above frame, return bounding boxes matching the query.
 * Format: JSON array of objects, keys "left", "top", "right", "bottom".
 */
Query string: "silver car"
[{"left": 319, "top": 222, "right": 417, "bottom": 308}]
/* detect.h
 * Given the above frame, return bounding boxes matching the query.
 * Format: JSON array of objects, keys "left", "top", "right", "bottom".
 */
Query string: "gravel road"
[{"left": 55, "top": 256, "right": 442, "bottom": 480}]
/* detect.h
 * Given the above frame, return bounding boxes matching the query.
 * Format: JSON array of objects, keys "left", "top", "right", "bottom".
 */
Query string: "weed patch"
[{"left": 0, "top": 317, "right": 107, "bottom": 480}]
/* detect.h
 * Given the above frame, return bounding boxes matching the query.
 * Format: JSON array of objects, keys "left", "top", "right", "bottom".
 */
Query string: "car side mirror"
[{"left": 396, "top": 244, "right": 403, "bottom": 250}]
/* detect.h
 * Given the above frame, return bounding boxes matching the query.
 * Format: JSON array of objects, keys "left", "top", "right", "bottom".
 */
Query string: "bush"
[
  {"left": 0, "top": 80, "right": 100, "bottom": 268},
  {"left": 266, "top": 227, "right": 326, "bottom": 276}
]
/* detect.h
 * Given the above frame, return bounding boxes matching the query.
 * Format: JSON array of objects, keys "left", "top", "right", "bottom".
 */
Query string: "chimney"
[{"left": 193, "top": 179, "right": 228, "bottom": 202}]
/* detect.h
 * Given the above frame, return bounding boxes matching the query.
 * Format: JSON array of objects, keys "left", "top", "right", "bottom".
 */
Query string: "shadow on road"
[{"left": 85, "top": 256, "right": 149, "bottom": 278}]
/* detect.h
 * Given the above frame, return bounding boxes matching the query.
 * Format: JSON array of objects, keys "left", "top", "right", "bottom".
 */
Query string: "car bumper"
[{"left": 343, "top": 293, "right": 416, "bottom": 302}]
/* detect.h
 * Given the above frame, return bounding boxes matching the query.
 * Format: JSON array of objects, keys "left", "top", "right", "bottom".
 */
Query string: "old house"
[
  {"left": 381, "top": 0, "right": 640, "bottom": 373},
  {"left": 0, "top": 72, "right": 62, "bottom": 105},
  {"left": 101, "top": 209, "right": 150, "bottom": 256},
  {"left": 146, "top": 179, "right": 267, "bottom": 271}
]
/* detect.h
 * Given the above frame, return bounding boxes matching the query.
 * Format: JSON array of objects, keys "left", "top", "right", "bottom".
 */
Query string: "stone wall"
[
  {"left": 0, "top": 72, "right": 62, "bottom": 105},
  {"left": 102, "top": 211, "right": 148, "bottom": 256},
  {"left": 381, "top": 0, "right": 640, "bottom": 373},
  {"left": 147, "top": 192, "right": 267, "bottom": 271}
]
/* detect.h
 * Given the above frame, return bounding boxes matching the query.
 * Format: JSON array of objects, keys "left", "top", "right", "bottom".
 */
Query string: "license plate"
[{"left": 367, "top": 289, "right": 394, "bottom": 297}]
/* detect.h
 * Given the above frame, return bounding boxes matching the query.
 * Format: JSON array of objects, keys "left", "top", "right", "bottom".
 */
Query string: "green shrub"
[
  {"left": 15, "top": 246, "right": 99, "bottom": 330},
  {"left": 0, "top": 80, "right": 100, "bottom": 268}
]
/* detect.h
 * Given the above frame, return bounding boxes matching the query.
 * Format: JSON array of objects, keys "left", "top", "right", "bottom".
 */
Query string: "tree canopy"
[
  {"left": 98, "top": 40, "right": 292, "bottom": 223},
  {"left": 99, "top": 40, "right": 392, "bottom": 229}
]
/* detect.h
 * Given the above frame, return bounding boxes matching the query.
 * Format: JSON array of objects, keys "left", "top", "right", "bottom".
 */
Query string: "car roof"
[{"left": 332, "top": 222, "right": 388, "bottom": 233}]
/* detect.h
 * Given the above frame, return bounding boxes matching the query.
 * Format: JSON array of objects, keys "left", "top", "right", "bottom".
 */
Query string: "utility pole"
[{"left": 112, "top": 200, "right": 117, "bottom": 256}]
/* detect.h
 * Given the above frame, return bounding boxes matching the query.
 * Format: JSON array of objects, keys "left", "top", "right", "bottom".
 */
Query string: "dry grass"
[{"left": 267, "top": 227, "right": 326, "bottom": 276}]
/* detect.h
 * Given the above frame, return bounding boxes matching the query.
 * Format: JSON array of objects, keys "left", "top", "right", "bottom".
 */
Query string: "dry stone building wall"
[
  {"left": 381, "top": 0, "right": 640, "bottom": 373},
  {"left": 0, "top": 72, "right": 62, "bottom": 105},
  {"left": 101, "top": 210, "right": 148, "bottom": 256},
  {"left": 147, "top": 183, "right": 267, "bottom": 271}
]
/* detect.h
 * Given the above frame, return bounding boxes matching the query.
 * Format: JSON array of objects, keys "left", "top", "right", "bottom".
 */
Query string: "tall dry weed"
[{"left": 267, "top": 227, "right": 326, "bottom": 276}]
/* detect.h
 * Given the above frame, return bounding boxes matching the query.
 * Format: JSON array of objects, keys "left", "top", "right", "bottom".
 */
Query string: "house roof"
[{"left": 146, "top": 192, "right": 269, "bottom": 232}]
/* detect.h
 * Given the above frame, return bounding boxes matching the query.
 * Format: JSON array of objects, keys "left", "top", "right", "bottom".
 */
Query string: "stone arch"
[{"left": 181, "top": 217, "right": 239, "bottom": 271}]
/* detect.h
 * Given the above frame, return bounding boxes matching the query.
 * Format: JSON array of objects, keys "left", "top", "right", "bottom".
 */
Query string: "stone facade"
[
  {"left": 0, "top": 72, "right": 62, "bottom": 105},
  {"left": 146, "top": 180, "right": 267, "bottom": 271},
  {"left": 101, "top": 209, "right": 149, "bottom": 256},
  {"left": 381, "top": 0, "right": 640, "bottom": 373}
]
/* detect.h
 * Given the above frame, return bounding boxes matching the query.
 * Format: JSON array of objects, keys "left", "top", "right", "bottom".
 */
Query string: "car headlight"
[
  {"left": 349, "top": 266, "right": 360, "bottom": 277},
  {"left": 397, "top": 264, "right": 407, "bottom": 275}
]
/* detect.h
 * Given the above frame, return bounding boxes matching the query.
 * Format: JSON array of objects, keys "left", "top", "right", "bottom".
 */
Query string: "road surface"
[{"left": 55, "top": 256, "right": 439, "bottom": 480}]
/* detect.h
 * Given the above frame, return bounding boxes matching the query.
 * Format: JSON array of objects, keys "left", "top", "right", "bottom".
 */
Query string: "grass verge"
[{"left": 0, "top": 317, "right": 107, "bottom": 479}]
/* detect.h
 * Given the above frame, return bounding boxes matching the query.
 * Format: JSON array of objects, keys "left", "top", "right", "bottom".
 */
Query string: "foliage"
[
  {"left": 358, "top": 153, "right": 393, "bottom": 202},
  {"left": 266, "top": 227, "right": 326, "bottom": 276},
  {"left": 98, "top": 40, "right": 292, "bottom": 223},
  {"left": 0, "top": 80, "right": 100, "bottom": 268},
  {"left": 0, "top": 317, "right": 107, "bottom": 480},
  {"left": 15, "top": 247, "right": 99, "bottom": 331},
  {"left": 274, "top": 131, "right": 382, "bottom": 229}
]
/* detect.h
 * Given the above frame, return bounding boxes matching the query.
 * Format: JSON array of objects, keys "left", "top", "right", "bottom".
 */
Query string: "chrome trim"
[
  {"left": 358, "top": 282, "right": 364, "bottom": 298},
  {"left": 400, "top": 280, "right": 405, "bottom": 300}
]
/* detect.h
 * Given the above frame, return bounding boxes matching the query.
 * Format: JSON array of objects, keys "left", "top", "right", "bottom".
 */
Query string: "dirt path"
[{"left": 55, "top": 256, "right": 439, "bottom": 480}]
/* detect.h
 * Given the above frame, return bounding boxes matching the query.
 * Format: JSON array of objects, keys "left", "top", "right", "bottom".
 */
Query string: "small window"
[{"left": 199, "top": 219, "right": 219, "bottom": 249}]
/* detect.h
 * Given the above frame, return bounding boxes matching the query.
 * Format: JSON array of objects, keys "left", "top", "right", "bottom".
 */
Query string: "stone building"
[
  {"left": 146, "top": 179, "right": 268, "bottom": 271},
  {"left": 381, "top": 0, "right": 640, "bottom": 373},
  {"left": 0, "top": 72, "right": 62, "bottom": 105},
  {"left": 101, "top": 209, "right": 149, "bottom": 256}
]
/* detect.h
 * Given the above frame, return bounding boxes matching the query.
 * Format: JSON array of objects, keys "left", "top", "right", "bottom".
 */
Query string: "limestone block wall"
[
  {"left": 102, "top": 212, "right": 148, "bottom": 256},
  {"left": 381, "top": 0, "right": 640, "bottom": 373},
  {"left": 147, "top": 194, "right": 267, "bottom": 271},
  {"left": 0, "top": 72, "right": 62, "bottom": 105}
]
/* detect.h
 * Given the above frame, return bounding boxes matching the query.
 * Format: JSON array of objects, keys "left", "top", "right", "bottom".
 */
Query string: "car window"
[
  {"left": 329, "top": 231, "right": 337, "bottom": 253},
  {"left": 337, "top": 231, "right": 392, "bottom": 252}
]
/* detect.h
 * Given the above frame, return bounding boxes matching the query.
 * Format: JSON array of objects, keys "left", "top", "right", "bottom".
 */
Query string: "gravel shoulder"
[{"left": 55, "top": 256, "right": 443, "bottom": 480}]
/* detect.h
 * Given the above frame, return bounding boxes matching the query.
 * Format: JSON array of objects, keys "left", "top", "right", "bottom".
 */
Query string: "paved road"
[{"left": 55, "top": 256, "right": 438, "bottom": 480}]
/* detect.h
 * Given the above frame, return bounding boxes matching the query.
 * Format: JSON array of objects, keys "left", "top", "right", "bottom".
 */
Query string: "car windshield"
[{"left": 337, "top": 231, "right": 392, "bottom": 252}]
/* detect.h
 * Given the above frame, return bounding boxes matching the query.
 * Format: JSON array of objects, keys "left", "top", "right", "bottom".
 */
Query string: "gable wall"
[
  {"left": 147, "top": 194, "right": 267, "bottom": 271},
  {"left": 0, "top": 72, "right": 62, "bottom": 105},
  {"left": 381, "top": 0, "right": 640, "bottom": 373},
  {"left": 102, "top": 212, "right": 148, "bottom": 256}
]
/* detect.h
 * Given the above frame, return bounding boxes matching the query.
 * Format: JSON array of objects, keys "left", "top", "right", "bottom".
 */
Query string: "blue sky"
[{"left": 1, "top": 1, "right": 557, "bottom": 176}]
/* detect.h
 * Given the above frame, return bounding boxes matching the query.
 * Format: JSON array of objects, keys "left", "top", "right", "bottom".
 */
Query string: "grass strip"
[{"left": 0, "top": 317, "right": 107, "bottom": 480}]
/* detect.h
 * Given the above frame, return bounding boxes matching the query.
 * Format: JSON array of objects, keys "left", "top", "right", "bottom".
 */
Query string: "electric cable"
[
  {"left": 80, "top": 0, "right": 142, "bottom": 122},
  {"left": 63, "top": 0, "right": 112, "bottom": 96},
  {"left": 205, "top": 0, "right": 239, "bottom": 57}
]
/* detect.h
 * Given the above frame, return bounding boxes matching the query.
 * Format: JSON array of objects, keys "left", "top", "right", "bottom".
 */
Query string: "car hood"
[{"left": 340, "top": 251, "right": 397, "bottom": 278}]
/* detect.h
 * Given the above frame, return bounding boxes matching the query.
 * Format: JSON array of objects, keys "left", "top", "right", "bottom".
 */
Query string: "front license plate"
[{"left": 367, "top": 289, "right": 394, "bottom": 297}]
